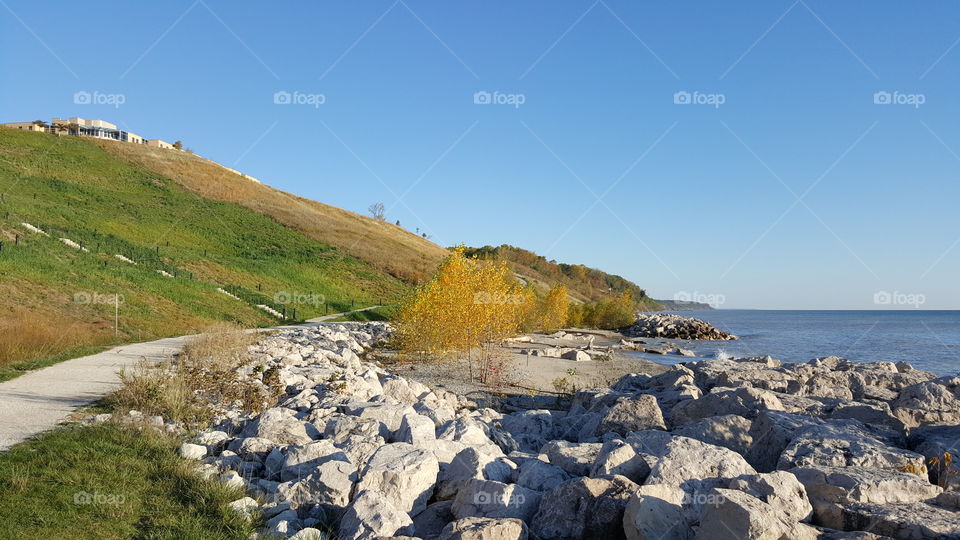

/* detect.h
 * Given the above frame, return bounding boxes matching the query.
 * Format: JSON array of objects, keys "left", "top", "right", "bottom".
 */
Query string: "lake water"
[{"left": 629, "top": 310, "right": 960, "bottom": 376}]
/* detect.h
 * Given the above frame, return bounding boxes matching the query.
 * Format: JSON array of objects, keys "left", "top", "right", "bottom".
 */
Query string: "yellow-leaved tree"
[
  {"left": 539, "top": 284, "right": 569, "bottom": 333},
  {"left": 396, "top": 246, "right": 530, "bottom": 382}
]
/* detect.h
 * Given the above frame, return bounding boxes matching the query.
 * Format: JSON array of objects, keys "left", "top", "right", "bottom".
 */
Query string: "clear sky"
[{"left": 2, "top": 1, "right": 958, "bottom": 309}]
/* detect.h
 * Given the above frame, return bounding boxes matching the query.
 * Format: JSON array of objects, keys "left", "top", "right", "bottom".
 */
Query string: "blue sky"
[{"left": 2, "top": 1, "right": 959, "bottom": 309}]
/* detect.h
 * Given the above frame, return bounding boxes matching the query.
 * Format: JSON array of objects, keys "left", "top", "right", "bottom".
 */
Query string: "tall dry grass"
[
  {"left": 0, "top": 309, "right": 106, "bottom": 367},
  {"left": 108, "top": 323, "right": 274, "bottom": 425}
]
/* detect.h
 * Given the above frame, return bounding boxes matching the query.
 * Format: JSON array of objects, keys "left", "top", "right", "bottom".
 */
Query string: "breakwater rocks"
[
  {"left": 182, "top": 324, "right": 960, "bottom": 539},
  {"left": 626, "top": 313, "right": 737, "bottom": 340}
]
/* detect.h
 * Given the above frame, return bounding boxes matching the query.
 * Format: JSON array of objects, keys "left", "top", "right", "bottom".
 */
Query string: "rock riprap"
[
  {"left": 625, "top": 313, "right": 737, "bottom": 340},
  {"left": 179, "top": 322, "right": 958, "bottom": 539}
]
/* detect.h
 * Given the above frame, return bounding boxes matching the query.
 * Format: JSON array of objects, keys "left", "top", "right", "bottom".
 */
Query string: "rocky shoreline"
[
  {"left": 626, "top": 313, "right": 737, "bottom": 341},
  {"left": 165, "top": 322, "right": 959, "bottom": 539}
]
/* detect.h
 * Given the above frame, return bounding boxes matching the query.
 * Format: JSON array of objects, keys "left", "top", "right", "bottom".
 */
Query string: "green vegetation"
[
  {"left": 0, "top": 423, "right": 256, "bottom": 539},
  {"left": 0, "top": 128, "right": 408, "bottom": 371},
  {"left": 464, "top": 244, "right": 661, "bottom": 310}
]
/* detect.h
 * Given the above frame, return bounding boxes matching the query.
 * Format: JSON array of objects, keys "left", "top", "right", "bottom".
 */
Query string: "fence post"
[
  {"left": 292, "top": 308, "right": 297, "bottom": 320},
  {"left": 282, "top": 307, "right": 287, "bottom": 320},
  {"left": 15, "top": 234, "right": 19, "bottom": 246}
]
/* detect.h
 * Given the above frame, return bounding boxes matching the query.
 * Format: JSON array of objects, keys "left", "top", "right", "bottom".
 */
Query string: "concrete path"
[
  {"left": 0, "top": 336, "right": 191, "bottom": 450},
  {"left": 307, "top": 305, "right": 381, "bottom": 322},
  {"left": 0, "top": 306, "right": 381, "bottom": 450}
]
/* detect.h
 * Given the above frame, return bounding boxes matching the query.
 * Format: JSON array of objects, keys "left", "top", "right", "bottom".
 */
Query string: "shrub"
[
  {"left": 538, "top": 284, "right": 569, "bottom": 333},
  {"left": 108, "top": 323, "right": 274, "bottom": 426},
  {"left": 395, "top": 246, "right": 530, "bottom": 382},
  {"left": 567, "top": 290, "right": 636, "bottom": 330}
]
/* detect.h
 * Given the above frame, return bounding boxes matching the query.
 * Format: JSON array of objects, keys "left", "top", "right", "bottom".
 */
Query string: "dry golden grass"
[
  {"left": 0, "top": 308, "right": 108, "bottom": 367},
  {"left": 93, "top": 140, "right": 448, "bottom": 282},
  {"left": 109, "top": 323, "right": 274, "bottom": 425}
]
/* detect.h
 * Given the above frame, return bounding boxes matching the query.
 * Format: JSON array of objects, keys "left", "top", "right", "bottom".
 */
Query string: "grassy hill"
[
  {"left": 464, "top": 244, "right": 662, "bottom": 310},
  {"left": 0, "top": 128, "right": 661, "bottom": 374},
  {"left": 0, "top": 128, "right": 410, "bottom": 371}
]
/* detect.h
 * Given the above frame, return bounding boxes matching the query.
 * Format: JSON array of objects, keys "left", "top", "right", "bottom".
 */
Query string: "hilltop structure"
[{"left": 2, "top": 117, "right": 174, "bottom": 149}]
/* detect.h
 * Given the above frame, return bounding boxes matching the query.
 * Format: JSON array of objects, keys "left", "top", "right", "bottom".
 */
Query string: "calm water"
[{"left": 630, "top": 310, "right": 960, "bottom": 376}]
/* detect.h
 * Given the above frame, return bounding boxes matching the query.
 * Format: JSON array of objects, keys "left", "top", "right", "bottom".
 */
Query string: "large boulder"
[
  {"left": 813, "top": 500, "right": 960, "bottom": 539},
  {"left": 541, "top": 441, "right": 603, "bottom": 477},
  {"left": 279, "top": 440, "right": 350, "bottom": 482},
  {"left": 622, "top": 484, "right": 694, "bottom": 540},
  {"left": 241, "top": 407, "right": 313, "bottom": 445},
  {"left": 515, "top": 458, "right": 570, "bottom": 492},
  {"left": 451, "top": 479, "right": 541, "bottom": 522},
  {"left": 597, "top": 395, "right": 667, "bottom": 434},
  {"left": 695, "top": 489, "right": 817, "bottom": 540},
  {"left": 590, "top": 438, "right": 652, "bottom": 483},
  {"left": 892, "top": 377, "right": 960, "bottom": 428},
  {"left": 669, "top": 387, "right": 784, "bottom": 427},
  {"left": 727, "top": 471, "right": 812, "bottom": 522},
  {"left": 673, "top": 414, "right": 754, "bottom": 458},
  {"left": 437, "top": 447, "right": 505, "bottom": 501},
  {"left": 644, "top": 435, "right": 756, "bottom": 491},
  {"left": 777, "top": 421, "right": 924, "bottom": 473},
  {"left": 790, "top": 465, "right": 942, "bottom": 505},
  {"left": 355, "top": 442, "right": 439, "bottom": 515},
  {"left": 531, "top": 475, "right": 638, "bottom": 539},
  {"left": 276, "top": 459, "right": 357, "bottom": 509},
  {"left": 338, "top": 490, "right": 415, "bottom": 540},
  {"left": 498, "top": 410, "right": 557, "bottom": 452},
  {"left": 438, "top": 517, "right": 528, "bottom": 540}
]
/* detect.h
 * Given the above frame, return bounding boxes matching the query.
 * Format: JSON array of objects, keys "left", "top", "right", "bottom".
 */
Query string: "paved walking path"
[{"left": 0, "top": 306, "right": 381, "bottom": 450}]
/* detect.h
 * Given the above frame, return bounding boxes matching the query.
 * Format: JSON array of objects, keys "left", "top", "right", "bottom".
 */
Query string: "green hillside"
[
  {"left": 464, "top": 244, "right": 662, "bottom": 310},
  {"left": 0, "top": 128, "right": 406, "bottom": 370}
]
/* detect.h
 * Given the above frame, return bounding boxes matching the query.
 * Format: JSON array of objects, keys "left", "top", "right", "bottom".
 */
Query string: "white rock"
[
  {"left": 727, "top": 471, "right": 812, "bottom": 522},
  {"left": 399, "top": 413, "right": 437, "bottom": 446},
  {"left": 355, "top": 442, "right": 439, "bottom": 515},
  {"left": 438, "top": 516, "right": 529, "bottom": 540},
  {"left": 451, "top": 479, "right": 541, "bottom": 522},
  {"left": 227, "top": 496, "right": 259, "bottom": 520},
  {"left": 623, "top": 484, "right": 693, "bottom": 540},
  {"left": 178, "top": 443, "right": 207, "bottom": 460},
  {"left": 531, "top": 475, "right": 638, "bottom": 539},
  {"left": 695, "top": 489, "right": 816, "bottom": 540},
  {"left": 541, "top": 441, "right": 602, "bottom": 477},
  {"left": 790, "top": 465, "right": 942, "bottom": 505},
  {"left": 339, "top": 490, "right": 414, "bottom": 540}
]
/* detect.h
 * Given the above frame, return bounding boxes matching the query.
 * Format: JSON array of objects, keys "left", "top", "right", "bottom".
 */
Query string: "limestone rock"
[
  {"left": 438, "top": 517, "right": 529, "bottom": 540},
  {"left": 727, "top": 471, "right": 812, "bottom": 522},
  {"left": 356, "top": 442, "right": 439, "bottom": 515},
  {"left": 597, "top": 395, "right": 667, "bottom": 434},
  {"left": 695, "top": 488, "right": 815, "bottom": 540},
  {"left": 589, "top": 438, "right": 652, "bottom": 483},
  {"left": 541, "top": 440, "right": 603, "bottom": 477},
  {"left": 623, "top": 484, "right": 694, "bottom": 540},
  {"left": 790, "top": 465, "right": 942, "bottom": 505},
  {"left": 338, "top": 490, "right": 415, "bottom": 540},
  {"left": 451, "top": 479, "right": 541, "bottom": 522},
  {"left": 531, "top": 475, "right": 638, "bottom": 539},
  {"left": 242, "top": 407, "right": 313, "bottom": 445}
]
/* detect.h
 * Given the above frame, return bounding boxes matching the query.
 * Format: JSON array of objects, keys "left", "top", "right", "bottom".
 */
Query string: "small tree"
[
  {"left": 540, "top": 285, "right": 570, "bottom": 333},
  {"left": 173, "top": 140, "right": 183, "bottom": 150},
  {"left": 368, "top": 202, "right": 385, "bottom": 221}
]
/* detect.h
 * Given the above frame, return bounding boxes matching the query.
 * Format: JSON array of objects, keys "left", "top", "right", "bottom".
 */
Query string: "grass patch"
[
  {"left": 108, "top": 324, "right": 275, "bottom": 426},
  {"left": 0, "top": 423, "right": 257, "bottom": 539}
]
